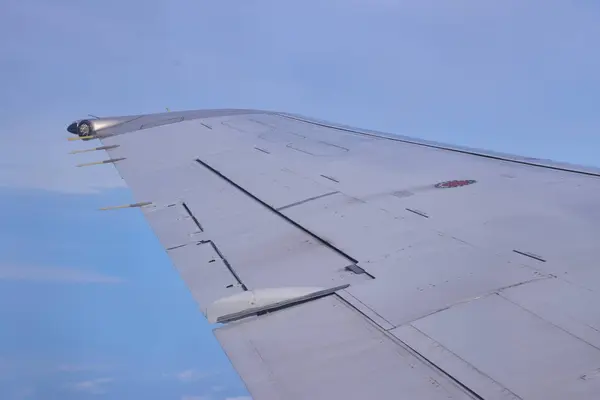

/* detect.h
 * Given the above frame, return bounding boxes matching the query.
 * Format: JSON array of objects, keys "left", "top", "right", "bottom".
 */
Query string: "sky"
[{"left": 0, "top": 0, "right": 599, "bottom": 399}]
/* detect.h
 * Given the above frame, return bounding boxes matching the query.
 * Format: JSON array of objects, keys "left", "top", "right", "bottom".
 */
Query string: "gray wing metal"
[{"left": 69, "top": 109, "right": 600, "bottom": 400}]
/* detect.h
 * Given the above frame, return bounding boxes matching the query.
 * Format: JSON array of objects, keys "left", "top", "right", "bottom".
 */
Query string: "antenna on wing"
[{"left": 87, "top": 114, "right": 101, "bottom": 119}]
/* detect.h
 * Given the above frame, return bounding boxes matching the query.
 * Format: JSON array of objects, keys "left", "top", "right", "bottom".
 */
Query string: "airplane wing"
[{"left": 69, "top": 109, "right": 600, "bottom": 400}]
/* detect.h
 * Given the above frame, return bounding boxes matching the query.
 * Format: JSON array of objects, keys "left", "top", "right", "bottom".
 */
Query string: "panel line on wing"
[
  {"left": 194, "top": 158, "right": 365, "bottom": 270},
  {"left": 278, "top": 113, "right": 600, "bottom": 178},
  {"left": 181, "top": 201, "right": 204, "bottom": 232},
  {"left": 166, "top": 243, "right": 187, "bottom": 251},
  {"left": 406, "top": 208, "right": 429, "bottom": 218},
  {"left": 392, "top": 325, "right": 505, "bottom": 400},
  {"left": 253, "top": 147, "right": 271, "bottom": 154},
  {"left": 272, "top": 293, "right": 491, "bottom": 399},
  {"left": 512, "top": 249, "right": 546, "bottom": 262},
  {"left": 198, "top": 240, "right": 247, "bottom": 291},
  {"left": 336, "top": 290, "right": 396, "bottom": 330},
  {"left": 497, "top": 292, "right": 600, "bottom": 352},
  {"left": 140, "top": 116, "right": 184, "bottom": 130},
  {"left": 276, "top": 191, "right": 340, "bottom": 211},
  {"left": 320, "top": 174, "right": 340, "bottom": 183}
]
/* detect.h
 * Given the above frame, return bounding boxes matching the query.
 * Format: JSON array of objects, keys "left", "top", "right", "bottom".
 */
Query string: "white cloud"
[
  {"left": 174, "top": 369, "right": 212, "bottom": 383},
  {"left": 0, "top": 358, "right": 119, "bottom": 384},
  {"left": 162, "top": 368, "right": 219, "bottom": 384},
  {"left": 180, "top": 393, "right": 253, "bottom": 400},
  {"left": 56, "top": 364, "right": 112, "bottom": 373},
  {"left": 0, "top": 264, "right": 124, "bottom": 284},
  {"left": 66, "top": 377, "right": 113, "bottom": 395}
]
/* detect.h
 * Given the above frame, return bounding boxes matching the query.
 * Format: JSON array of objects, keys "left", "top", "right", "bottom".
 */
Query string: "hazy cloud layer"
[
  {"left": 0, "top": 359, "right": 110, "bottom": 382},
  {"left": 56, "top": 364, "right": 113, "bottom": 374},
  {"left": 176, "top": 370, "right": 213, "bottom": 383},
  {"left": 0, "top": 265, "right": 124, "bottom": 284},
  {"left": 65, "top": 378, "right": 114, "bottom": 395},
  {"left": 163, "top": 369, "right": 217, "bottom": 384}
]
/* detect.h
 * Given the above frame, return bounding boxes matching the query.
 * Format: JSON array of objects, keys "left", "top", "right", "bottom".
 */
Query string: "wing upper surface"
[{"left": 82, "top": 109, "right": 600, "bottom": 400}]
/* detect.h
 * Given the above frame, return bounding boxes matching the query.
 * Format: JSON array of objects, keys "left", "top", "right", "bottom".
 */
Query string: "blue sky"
[{"left": 0, "top": 1, "right": 599, "bottom": 399}]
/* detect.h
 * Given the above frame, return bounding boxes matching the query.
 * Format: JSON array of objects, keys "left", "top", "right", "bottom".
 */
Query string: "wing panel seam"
[
  {"left": 278, "top": 114, "right": 600, "bottom": 178},
  {"left": 396, "top": 324, "right": 519, "bottom": 400},
  {"left": 196, "top": 240, "right": 247, "bottom": 291},
  {"left": 194, "top": 158, "right": 366, "bottom": 269}
]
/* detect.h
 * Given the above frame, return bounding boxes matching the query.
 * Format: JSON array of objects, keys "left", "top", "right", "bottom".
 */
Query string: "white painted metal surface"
[
  {"left": 215, "top": 296, "right": 474, "bottom": 400},
  {"left": 394, "top": 294, "right": 600, "bottom": 400},
  {"left": 69, "top": 108, "right": 600, "bottom": 400}
]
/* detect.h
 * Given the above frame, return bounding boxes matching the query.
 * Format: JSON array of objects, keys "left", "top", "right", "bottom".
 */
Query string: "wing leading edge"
[{"left": 68, "top": 109, "right": 600, "bottom": 400}]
